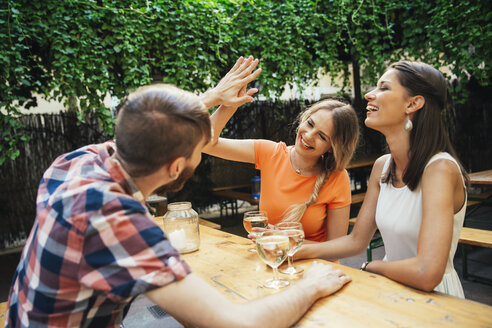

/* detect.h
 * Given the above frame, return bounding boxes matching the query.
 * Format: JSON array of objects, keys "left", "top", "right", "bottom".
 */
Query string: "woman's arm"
[
  {"left": 365, "top": 159, "right": 463, "bottom": 291},
  {"left": 302, "top": 206, "right": 350, "bottom": 245},
  {"left": 325, "top": 205, "right": 350, "bottom": 241},
  {"left": 295, "top": 156, "right": 386, "bottom": 259},
  {"left": 201, "top": 56, "right": 260, "bottom": 164},
  {"left": 202, "top": 105, "right": 256, "bottom": 163}
]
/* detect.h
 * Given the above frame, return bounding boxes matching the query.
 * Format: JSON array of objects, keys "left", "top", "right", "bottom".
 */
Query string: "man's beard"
[{"left": 153, "top": 165, "right": 195, "bottom": 195}]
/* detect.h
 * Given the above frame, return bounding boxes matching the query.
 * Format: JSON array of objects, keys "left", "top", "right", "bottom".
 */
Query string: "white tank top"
[{"left": 375, "top": 152, "right": 466, "bottom": 297}]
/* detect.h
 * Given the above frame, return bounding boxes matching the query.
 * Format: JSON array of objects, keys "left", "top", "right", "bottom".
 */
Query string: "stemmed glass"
[
  {"left": 243, "top": 210, "right": 269, "bottom": 252},
  {"left": 256, "top": 230, "right": 290, "bottom": 289},
  {"left": 276, "top": 222, "right": 305, "bottom": 275}
]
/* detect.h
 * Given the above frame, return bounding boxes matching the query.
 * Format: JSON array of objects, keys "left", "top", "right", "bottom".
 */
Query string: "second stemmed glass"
[
  {"left": 276, "top": 222, "right": 305, "bottom": 275},
  {"left": 243, "top": 210, "right": 269, "bottom": 252},
  {"left": 256, "top": 230, "right": 290, "bottom": 289}
]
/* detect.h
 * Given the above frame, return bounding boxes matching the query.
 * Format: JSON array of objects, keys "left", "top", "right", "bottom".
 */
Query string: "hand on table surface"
[{"left": 300, "top": 261, "right": 352, "bottom": 298}]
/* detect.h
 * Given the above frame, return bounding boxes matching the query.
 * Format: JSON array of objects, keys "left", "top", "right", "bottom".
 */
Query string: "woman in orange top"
[{"left": 203, "top": 57, "right": 359, "bottom": 243}]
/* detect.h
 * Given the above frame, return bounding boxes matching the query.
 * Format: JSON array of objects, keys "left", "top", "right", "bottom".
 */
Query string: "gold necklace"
[{"left": 292, "top": 149, "right": 317, "bottom": 175}]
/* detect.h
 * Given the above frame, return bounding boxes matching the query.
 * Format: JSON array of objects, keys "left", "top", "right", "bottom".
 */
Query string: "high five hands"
[{"left": 201, "top": 56, "right": 261, "bottom": 109}]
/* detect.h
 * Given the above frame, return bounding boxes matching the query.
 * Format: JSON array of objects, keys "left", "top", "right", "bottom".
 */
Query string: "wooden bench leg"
[
  {"left": 459, "top": 243, "right": 492, "bottom": 285},
  {"left": 232, "top": 199, "right": 238, "bottom": 216},
  {"left": 366, "top": 236, "right": 384, "bottom": 262},
  {"left": 218, "top": 199, "right": 239, "bottom": 226},
  {"left": 366, "top": 245, "right": 373, "bottom": 262}
]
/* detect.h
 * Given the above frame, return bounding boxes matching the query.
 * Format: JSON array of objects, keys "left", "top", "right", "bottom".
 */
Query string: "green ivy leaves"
[{"left": 1, "top": 0, "right": 491, "bottom": 165}]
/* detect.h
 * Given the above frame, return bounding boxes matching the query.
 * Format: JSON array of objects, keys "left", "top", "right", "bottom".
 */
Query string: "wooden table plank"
[
  {"left": 470, "top": 169, "right": 492, "bottom": 185},
  {"left": 174, "top": 225, "right": 492, "bottom": 327},
  {"left": 460, "top": 227, "right": 492, "bottom": 248},
  {"left": 211, "top": 184, "right": 250, "bottom": 192}
]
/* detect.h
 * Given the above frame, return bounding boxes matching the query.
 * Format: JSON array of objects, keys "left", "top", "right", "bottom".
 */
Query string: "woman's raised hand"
[{"left": 200, "top": 56, "right": 261, "bottom": 109}]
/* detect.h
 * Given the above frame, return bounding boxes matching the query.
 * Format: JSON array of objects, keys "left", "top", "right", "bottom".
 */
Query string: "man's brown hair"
[{"left": 115, "top": 84, "right": 211, "bottom": 177}]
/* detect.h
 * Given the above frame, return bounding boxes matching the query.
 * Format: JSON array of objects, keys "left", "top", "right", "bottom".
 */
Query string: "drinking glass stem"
[
  {"left": 272, "top": 267, "right": 279, "bottom": 281},
  {"left": 287, "top": 255, "right": 294, "bottom": 268}
]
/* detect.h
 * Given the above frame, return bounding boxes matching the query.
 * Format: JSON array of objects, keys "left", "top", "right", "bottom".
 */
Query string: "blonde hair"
[{"left": 282, "top": 99, "right": 359, "bottom": 222}]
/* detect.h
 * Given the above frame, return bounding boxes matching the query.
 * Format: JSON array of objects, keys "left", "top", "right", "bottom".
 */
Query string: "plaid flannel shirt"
[{"left": 6, "top": 141, "right": 191, "bottom": 327}]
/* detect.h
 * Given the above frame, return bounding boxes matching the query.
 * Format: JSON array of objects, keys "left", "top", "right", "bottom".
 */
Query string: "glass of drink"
[
  {"left": 256, "top": 230, "right": 290, "bottom": 289},
  {"left": 276, "top": 222, "right": 305, "bottom": 275},
  {"left": 243, "top": 210, "right": 269, "bottom": 252}
]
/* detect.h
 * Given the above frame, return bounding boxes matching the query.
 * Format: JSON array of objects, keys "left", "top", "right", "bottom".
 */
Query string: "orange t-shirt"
[{"left": 255, "top": 140, "right": 351, "bottom": 242}]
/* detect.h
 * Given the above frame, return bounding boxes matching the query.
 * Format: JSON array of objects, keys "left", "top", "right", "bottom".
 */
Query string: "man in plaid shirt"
[{"left": 6, "top": 57, "right": 351, "bottom": 328}]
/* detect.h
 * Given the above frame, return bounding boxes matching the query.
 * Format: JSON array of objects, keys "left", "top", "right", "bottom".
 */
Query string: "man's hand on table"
[{"left": 299, "top": 261, "right": 352, "bottom": 298}]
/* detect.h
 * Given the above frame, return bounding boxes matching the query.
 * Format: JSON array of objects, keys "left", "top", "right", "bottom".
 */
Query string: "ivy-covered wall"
[{"left": 1, "top": 0, "right": 491, "bottom": 165}]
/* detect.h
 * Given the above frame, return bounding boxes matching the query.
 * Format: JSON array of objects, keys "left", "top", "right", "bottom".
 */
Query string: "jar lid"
[
  {"left": 167, "top": 201, "right": 192, "bottom": 210},
  {"left": 147, "top": 194, "right": 167, "bottom": 203}
]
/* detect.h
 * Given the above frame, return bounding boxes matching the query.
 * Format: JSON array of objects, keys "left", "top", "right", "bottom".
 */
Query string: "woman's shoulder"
[
  {"left": 421, "top": 152, "right": 466, "bottom": 191},
  {"left": 373, "top": 154, "right": 391, "bottom": 172},
  {"left": 424, "top": 153, "right": 461, "bottom": 175},
  {"left": 375, "top": 154, "right": 391, "bottom": 165},
  {"left": 425, "top": 152, "right": 457, "bottom": 167},
  {"left": 255, "top": 139, "right": 288, "bottom": 154}
]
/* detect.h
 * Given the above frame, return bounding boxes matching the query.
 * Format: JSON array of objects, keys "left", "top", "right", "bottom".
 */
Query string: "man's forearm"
[
  {"left": 240, "top": 278, "right": 322, "bottom": 328},
  {"left": 146, "top": 273, "right": 320, "bottom": 328}
]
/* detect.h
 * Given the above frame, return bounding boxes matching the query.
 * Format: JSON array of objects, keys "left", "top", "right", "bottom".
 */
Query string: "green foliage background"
[{"left": 1, "top": 0, "right": 491, "bottom": 164}]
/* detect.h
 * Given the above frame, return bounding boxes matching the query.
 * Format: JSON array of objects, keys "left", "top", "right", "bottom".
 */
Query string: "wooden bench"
[
  {"left": 212, "top": 185, "right": 259, "bottom": 222},
  {"left": 459, "top": 227, "right": 492, "bottom": 247},
  {"left": 467, "top": 191, "right": 492, "bottom": 205},
  {"left": 0, "top": 301, "right": 7, "bottom": 327},
  {"left": 459, "top": 227, "right": 492, "bottom": 285},
  {"left": 465, "top": 191, "right": 492, "bottom": 222},
  {"left": 351, "top": 192, "right": 365, "bottom": 205}
]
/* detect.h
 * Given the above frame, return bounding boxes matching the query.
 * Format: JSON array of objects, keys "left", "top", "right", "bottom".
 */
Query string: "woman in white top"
[{"left": 296, "top": 61, "right": 469, "bottom": 297}]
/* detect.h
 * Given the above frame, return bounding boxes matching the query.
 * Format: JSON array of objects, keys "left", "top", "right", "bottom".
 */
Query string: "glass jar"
[{"left": 162, "top": 202, "right": 200, "bottom": 253}]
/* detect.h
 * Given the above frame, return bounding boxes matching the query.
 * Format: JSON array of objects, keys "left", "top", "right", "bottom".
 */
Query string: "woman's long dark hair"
[{"left": 382, "top": 61, "right": 469, "bottom": 190}]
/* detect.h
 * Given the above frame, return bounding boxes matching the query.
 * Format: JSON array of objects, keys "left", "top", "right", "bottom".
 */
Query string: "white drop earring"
[{"left": 404, "top": 114, "right": 413, "bottom": 131}]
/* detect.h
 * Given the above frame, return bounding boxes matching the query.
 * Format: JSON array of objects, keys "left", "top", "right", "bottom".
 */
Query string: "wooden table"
[
  {"left": 470, "top": 169, "right": 492, "bottom": 185},
  {"left": 154, "top": 219, "right": 492, "bottom": 327},
  {"left": 466, "top": 168, "right": 492, "bottom": 214}
]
